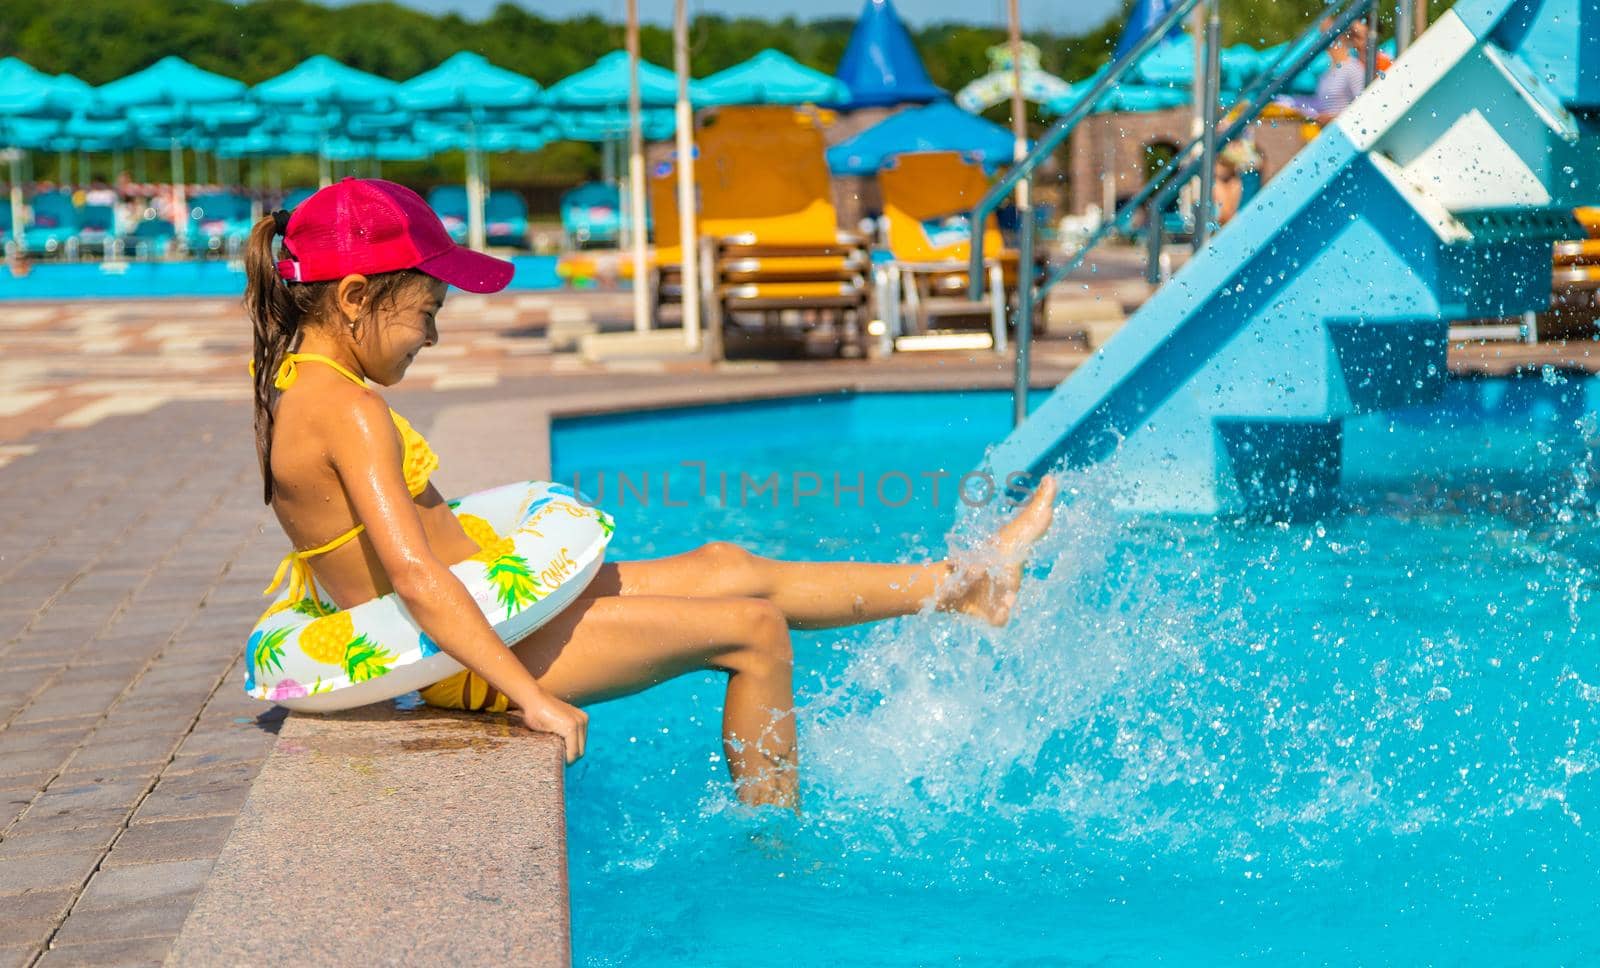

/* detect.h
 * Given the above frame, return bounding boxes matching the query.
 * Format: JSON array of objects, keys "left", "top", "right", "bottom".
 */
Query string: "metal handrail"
[
  {"left": 1036, "top": 0, "right": 1376, "bottom": 298},
  {"left": 966, "top": 0, "right": 1207, "bottom": 302},
  {"left": 1146, "top": 0, "right": 1379, "bottom": 223}
]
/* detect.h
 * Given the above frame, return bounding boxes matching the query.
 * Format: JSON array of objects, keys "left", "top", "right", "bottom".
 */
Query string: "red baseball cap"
[{"left": 278, "top": 178, "right": 513, "bottom": 294}]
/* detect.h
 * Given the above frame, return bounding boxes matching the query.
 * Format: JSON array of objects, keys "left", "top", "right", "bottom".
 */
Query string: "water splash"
[{"left": 559, "top": 384, "right": 1600, "bottom": 964}]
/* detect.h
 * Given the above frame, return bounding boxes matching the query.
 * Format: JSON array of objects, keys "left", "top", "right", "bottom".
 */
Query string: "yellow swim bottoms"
[{"left": 417, "top": 669, "right": 511, "bottom": 713}]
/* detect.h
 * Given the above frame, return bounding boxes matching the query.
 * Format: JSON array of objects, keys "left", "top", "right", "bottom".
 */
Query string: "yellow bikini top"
[{"left": 260, "top": 352, "right": 439, "bottom": 605}]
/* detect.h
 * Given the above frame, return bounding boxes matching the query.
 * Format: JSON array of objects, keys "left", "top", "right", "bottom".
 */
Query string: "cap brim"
[{"left": 416, "top": 245, "right": 515, "bottom": 294}]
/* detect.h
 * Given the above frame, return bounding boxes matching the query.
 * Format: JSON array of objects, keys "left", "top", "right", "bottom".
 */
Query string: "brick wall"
[{"left": 1068, "top": 107, "right": 1310, "bottom": 215}]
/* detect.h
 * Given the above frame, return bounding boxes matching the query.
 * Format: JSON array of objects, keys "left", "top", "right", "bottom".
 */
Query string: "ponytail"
[{"left": 245, "top": 211, "right": 328, "bottom": 504}]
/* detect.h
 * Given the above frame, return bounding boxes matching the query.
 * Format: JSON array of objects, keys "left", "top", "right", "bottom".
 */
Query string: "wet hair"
[{"left": 243, "top": 214, "right": 429, "bottom": 504}]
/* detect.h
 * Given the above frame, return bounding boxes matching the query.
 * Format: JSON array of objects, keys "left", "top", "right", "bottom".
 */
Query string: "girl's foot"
[{"left": 939, "top": 476, "right": 1058, "bottom": 625}]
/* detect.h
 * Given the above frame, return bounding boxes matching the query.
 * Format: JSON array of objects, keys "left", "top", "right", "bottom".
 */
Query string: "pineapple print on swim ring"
[{"left": 247, "top": 480, "right": 614, "bottom": 713}]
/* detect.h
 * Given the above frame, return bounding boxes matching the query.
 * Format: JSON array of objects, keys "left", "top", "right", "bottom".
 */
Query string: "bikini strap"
[
  {"left": 259, "top": 352, "right": 369, "bottom": 392},
  {"left": 263, "top": 521, "right": 369, "bottom": 603}
]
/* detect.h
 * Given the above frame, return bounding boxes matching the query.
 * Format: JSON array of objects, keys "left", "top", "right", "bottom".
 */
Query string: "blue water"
[
  {"left": 0, "top": 253, "right": 562, "bottom": 301},
  {"left": 550, "top": 375, "right": 1600, "bottom": 965}
]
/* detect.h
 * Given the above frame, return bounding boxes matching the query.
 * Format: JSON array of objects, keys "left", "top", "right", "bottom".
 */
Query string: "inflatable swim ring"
[{"left": 245, "top": 480, "right": 613, "bottom": 713}]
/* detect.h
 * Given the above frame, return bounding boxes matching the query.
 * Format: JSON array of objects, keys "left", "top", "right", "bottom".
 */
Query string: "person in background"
[
  {"left": 1315, "top": 19, "right": 1391, "bottom": 124},
  {"left": 1212, "top": 141, "right": 1262, "bottom": 227},
  {"left": 85, "top": 180, "right": 118, "bottom": 207}
]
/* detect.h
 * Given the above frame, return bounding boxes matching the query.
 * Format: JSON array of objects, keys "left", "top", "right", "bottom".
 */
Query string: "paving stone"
[
  {"left": 0, "top": 746, "right": 72, "bottom": 779},
  {"left": 29, "top": 612, "right": 115, "bottom": 637},
  {"left": 30, "top": 778, "right": 148, "bottom": 814},
  {"left": 162, "top": 752, "right": 266, "bottom": 779},
  {"left": 61, "top": 575, "right": 144, "bottom": 598},
  {"left": 0, "top": 666, "right": 58, "bottom": 696},
  {"left": 90, "top": 715, "right": 192, "bottom": 740},
  {"left": 192, "top": 696, "right": 275, "bottom": 728},
  {"left": 133, "top": 661, "right": 228, "bottom": 686},
  {"left": 0, "top": 848, "right": 102, "bottom": 896},
  {"left": 0, "top": 656, "right": 63, "bottom": 673},
  {"left": 0, "top": 581, "right": 66, "bottom": 608},
  {"left": 50, "top": 897, "right": 196, "bottom": 947},
  {"left": 53, "top": 764, "right": 164, "bottom": 785},
  {"left": 102, "top": 815, "right": 237, "bottom": 869},
  {"left": 1, "top": 636, "right": 83, "bottom": 659},
  {"left": 0, "top": 889, "right": 74, "bottom": 924},
  {"left": 34, "top": 937, "right": 175, "bottom": 967},
  {"left": 171, "top": 722, "right": 276, "bottom": 760},
  {"left": 131, "top": 760, "right": 258, "bottom": 820},
  {"left": 69, "top": 647, "right": 155, "bottom": 669},
  {"left": 75, "top": 631, "right": 165, "bottom": 653},
  {"left": 75, "top": 859, "right": 213, "bottom": 912},
  {"left": 0, "top": 728, "right": 84, "bottom": 757},
  {"left": 150, "top": 643, "right": 234, "bottom": 666},
  {"left": 33, "top": 682, "right": 127, "bottom": 708},
  {"left": 0, "top": 798, "right": 31, "bottom": 832},
  {"left": 62, "top": 735, "right": 182, "bottom": 773},
  {"left": 3, "top": 715, "right": 101, "bottom": 736},
  {"left": 14, "top": 701, "right": 107, "bottom": 729},
  {"left": 11, "top": 618, "right": 98, "bottom": 640},
  {"left": 0, "top": 946, "right": 37, "bottom": 968},
  {"left": 94, "top": 616, "right": 180, "bottom": 643},
  {"left": 0, "top": 612, "right": 33, "bottom": 642},
  {"left": 1, "top": 710, "right": 100, "bottom": 732},
  {"left": 0, "top": 772, "right": 53, "bottom": 795},
  {"left": 0, "top": 918, "right": 54, "bottom": 949},
  {"left": 0, "top": 823, "right": 121, "bottom": 860},
  {"left": 50, "top": 666, "right": 139, "bottom": 690},
  {"left": 7, "top": 804, "right": 130, "bottom": 837},
  {"left": 106, "top": 693, "right": 215, "bottom": 721}
]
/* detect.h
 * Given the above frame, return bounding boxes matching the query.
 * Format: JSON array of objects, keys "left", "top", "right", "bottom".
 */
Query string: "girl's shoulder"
[{"left": 276, "top": 370, "right": 391, "bottom": 449}]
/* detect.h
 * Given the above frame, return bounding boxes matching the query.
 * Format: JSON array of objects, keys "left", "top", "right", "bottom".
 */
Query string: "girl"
[{"left": 247, "top": 179, "right": 1056, "bottom": 809}]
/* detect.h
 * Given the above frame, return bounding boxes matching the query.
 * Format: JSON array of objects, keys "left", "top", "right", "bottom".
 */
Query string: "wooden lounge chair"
[
  {"left": 876, "top": 150, "right": 1036, "bottom": 353},
  {"left": 694, "top": 106, "right": 870, "bottom": 357},
  {"left": 1451, "top": 208, "right": 1600, "bottom": 342}
]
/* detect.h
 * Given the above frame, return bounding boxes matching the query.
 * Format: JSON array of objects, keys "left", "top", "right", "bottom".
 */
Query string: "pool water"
[{"left": 550, "top": 375, "right": 1600, "bottom": 965}]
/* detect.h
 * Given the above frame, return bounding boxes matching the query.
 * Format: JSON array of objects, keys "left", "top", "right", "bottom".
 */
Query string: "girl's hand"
[{"left": 520, "top": 693, "right": 588, "bottom": 764}]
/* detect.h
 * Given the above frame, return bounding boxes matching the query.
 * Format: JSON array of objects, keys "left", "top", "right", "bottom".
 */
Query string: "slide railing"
[{"left": 972, "top": 0, "right": 1418, "bottom": 426}]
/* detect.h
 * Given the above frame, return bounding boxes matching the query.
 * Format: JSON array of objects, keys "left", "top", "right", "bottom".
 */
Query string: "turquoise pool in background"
[
  {"left": 0, "top": 254, "right": 563, "bottom": 300},
  {"left": 550, "top": 375, "right": 1600, "bottom": 965}
]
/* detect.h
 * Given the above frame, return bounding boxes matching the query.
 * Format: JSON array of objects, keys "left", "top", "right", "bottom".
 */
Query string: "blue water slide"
[{"left": 988, "top": 0, "right": 1600, "bottom": 517}]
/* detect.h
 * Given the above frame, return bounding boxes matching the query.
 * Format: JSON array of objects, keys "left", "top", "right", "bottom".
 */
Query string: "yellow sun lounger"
[
  {"left": 877, "top": 150, "right": 1033, "bottom": 353},
  {"left": 692, "top": 106, "right": 870, "bottom": 356}
]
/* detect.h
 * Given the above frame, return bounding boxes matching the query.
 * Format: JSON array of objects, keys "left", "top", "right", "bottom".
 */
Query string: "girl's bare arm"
[{"left": 325, "top": 391, "right": 587, "bottom": 761}]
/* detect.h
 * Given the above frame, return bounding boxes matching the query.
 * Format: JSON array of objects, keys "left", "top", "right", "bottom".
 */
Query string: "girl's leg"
[
  {"left": 510, "top": 594, "right": 798, "bottom": 808},
  {"left": 585, "top": 545, "right": 952, "bottom": 630},
  {"left": 581, "top": 477, "right": 1059, "bottom": 629}
]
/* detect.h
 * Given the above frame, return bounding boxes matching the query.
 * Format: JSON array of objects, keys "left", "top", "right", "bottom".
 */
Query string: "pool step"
[{"left": 1326, "top": 317, "right": 1450, "bottom": 415}]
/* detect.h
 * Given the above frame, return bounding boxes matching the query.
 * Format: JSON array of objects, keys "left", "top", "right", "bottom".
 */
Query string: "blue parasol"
[
  {"left": 826, "top": 102, "right": 1017, "bottom": 175},
  {"left": 699, "top": 50, "right": 848, "bottom": 106}
]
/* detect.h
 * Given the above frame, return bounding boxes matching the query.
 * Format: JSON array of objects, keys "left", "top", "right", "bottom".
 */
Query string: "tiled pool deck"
[{"left": 0, "top": 283, "right": 1593, "bottom": 965}]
